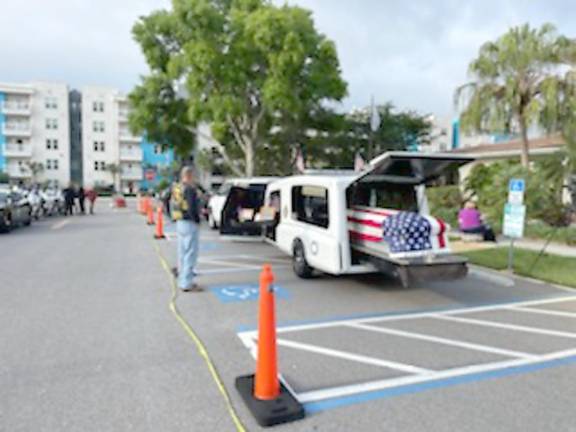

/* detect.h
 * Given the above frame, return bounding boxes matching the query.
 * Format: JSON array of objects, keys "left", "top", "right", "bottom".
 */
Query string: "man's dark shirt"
[{"left": 183, "top": 184, "right": 200, "bottom": 223}]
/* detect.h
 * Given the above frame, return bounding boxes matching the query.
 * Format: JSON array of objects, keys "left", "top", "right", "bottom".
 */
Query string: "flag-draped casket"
[{"left": 347, "top": 206, "right": 450, "bottom": 259}]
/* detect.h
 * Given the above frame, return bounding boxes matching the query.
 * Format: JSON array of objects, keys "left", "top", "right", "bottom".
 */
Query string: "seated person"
[{"left": 458, "top": 201, "right": 496, "bottom": 242}]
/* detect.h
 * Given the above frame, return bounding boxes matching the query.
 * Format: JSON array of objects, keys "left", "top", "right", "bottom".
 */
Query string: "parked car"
[
  {"left": 0, "top": 187, "right": 33, "bottom": 233},
  {"left": 207, "top": 177, "right": 279, "bottom": 233}
]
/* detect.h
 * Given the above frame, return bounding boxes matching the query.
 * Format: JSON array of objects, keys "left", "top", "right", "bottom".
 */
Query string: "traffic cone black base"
[
  {"left": 235, "top": 374, "right": 305, "bottom": 428},
  {"left": 154, "top": 234, "right": 166, "bottom": 239}
]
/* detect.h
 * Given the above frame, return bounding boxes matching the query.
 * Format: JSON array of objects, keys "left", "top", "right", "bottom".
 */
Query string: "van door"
[
  {"left": 219, "top": 184, "right": 268, "bottom": 236},
  {"left": 289, "top": 185, "right": 342, "bottom": 274},
  {"left": 353, "top": 152, "right": 475, "bottom": 187}
]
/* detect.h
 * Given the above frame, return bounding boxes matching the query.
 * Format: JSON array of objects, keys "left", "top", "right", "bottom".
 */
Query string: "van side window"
[{"left": 292, "top": 186, "right": 329, "bottom": 229}]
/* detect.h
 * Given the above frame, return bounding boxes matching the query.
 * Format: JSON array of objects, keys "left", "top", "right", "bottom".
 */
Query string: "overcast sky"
[{"left": 0, "top": 0, "right": 574, "bottom": 117}]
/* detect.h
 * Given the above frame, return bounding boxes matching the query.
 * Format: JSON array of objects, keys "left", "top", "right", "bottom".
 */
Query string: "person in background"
[
  {"left": 161, "top": 186, "right": 172, "bottom": 216},
  {"left": 86, "top": 187, "right": 98, "bottom": 215},
  {"left": 171, "top": 166, "right": 202, "bottom": 292},
  {"left": 77, "top": 186, "right": 86, "bottom": 215},
  {"left": 458, "top": 201, "right": 496, "bottom": 242},
  {"left": 63, "top": 184, "right": 76, "bottom": 216}
]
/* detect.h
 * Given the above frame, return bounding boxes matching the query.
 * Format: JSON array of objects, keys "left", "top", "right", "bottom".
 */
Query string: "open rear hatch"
[
  {"left": 220, "top": 184, "right": 269, "bottom": 237},
  {"left": 352, "top": 152, "right": 475, "bottom": 186},
  {"left": 346, "top": 152, "right": 475, "bottom": 286}
]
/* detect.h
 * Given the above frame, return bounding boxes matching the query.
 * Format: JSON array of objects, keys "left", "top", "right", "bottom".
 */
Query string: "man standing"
[
  {"left": 172, "top": 167, "right": 203, "bottom": 292},
  {"left": 77, "top": 186, "right": 86, "bottom": 214},
  {"left": 63, "top": 185, "right": 75, "bottom": 216}
]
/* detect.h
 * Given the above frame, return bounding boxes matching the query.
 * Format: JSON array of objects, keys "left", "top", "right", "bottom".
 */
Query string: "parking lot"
[
  {"left": 155, "top": 211, "right": 576, "bottom": 431},
  {"left": 3, "top": 202, "right": 576, "bottom": 432}
]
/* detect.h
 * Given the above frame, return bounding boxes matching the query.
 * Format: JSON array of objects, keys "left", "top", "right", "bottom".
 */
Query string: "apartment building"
[{"left": 0, "top": 81, "right": 71, "bottom": 187}]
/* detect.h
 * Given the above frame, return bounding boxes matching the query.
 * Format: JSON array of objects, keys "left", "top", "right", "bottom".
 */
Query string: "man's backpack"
[{"left": 171, "top": 183, "right": 188, "bottom": 221}]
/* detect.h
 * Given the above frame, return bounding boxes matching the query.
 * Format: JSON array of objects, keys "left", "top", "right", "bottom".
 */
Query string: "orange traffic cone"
[
  {"left": 154, "top": 206, "right": 165, "bottom": 239},
  {"left": 235, "top": 265, "right": 304, "bottom": 427},
  {"left": 147, "top": 202, "right": 155, "bottom": 225},
  {"left": 254, "top": 265, "right": 279, "bottom": 400}
]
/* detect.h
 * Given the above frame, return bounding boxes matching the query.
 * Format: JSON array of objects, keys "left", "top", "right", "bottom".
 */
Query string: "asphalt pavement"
[{"left": 2, "top": 199, "right": 576, "bottom": 432}]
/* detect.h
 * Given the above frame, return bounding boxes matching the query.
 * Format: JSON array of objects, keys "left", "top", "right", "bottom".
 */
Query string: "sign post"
[{"left": 503, "top": 179, "right": 526, "bottom": 273}]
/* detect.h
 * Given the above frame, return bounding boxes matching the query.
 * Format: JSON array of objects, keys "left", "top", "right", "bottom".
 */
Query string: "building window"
[
  {"left": 94, "top": 161, "right": 106, "bottom": 171},
  {"left": 45, "top": 159, "right": 59, "bottom": 170},
  {"left": 46, "top": 118, "right": 58, "bottom": 130},
  {"left": 154, "top": 145, "right": 162, "bottom": 154},
  {"left": 291, "top": 185, "right": 330, "bottom": 229},
  {"left": 93, "top": 121, "right": 105, "bottom": 133},
  {"left": 45, "top": 97, "right": 58, "bottom": 109},
  {"left": 93, "top": 101, "right": 105, "bottom": 112},
  {"left": 93, "top": 141, "right": 105, "bottom": 152},
  {"left": 46, "top": 139, "right": 59, "bottom": 150}
]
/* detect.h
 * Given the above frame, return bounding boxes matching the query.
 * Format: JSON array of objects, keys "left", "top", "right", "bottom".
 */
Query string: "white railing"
[
  {"left": 121, "top": 168, "right": 143, "bottom": 180},
  {"left": 119, "top": 129, "right": 141, "bottom": 142},
  {"left": 1, "top": 101, "right": 31, "bottom": 113},
  {"left": 4, "top": 144, "right": 33, "bottom": 157},
  {"left": 6, "top": 165, "right": 31, "bottom": 178},
  {"left": 2, "top": 123, "right": 31, "bottom": 135},
  {"left": 119, "top": 150, "right": 143, "bottom": 161}
]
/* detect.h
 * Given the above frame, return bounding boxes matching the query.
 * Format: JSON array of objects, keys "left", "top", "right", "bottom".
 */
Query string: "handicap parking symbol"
[{"left": 211, "top": 284, "right": 290, "bottom": 303}]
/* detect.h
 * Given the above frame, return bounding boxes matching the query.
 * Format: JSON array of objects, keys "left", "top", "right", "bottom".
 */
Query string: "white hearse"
[{"left": 261, "top": 152, "right": 475, "bottom": 287}]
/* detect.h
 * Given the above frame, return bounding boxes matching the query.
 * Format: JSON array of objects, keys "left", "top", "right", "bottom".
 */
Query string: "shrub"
[
  {"left": 427, "top": 185, "right": 462, "bottom": 228},
  {"left": 464, "top": 156, "right": 570, "bottom": 231}
]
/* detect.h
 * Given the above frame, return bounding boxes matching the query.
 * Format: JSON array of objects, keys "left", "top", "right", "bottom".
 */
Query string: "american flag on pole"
[
  {"left": 354, "top": 151, "right": 366, "bottom": 172},
  {"left": 370, "top": 96, "right": 381, "bottom": 133},
  {"left": 294, "top": 146, "right": 306, "bottom": 173}
]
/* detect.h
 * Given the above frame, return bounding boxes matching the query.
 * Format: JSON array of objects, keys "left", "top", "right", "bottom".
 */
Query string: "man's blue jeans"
[{"left": 177, "top": 220, "right": 199, "bottom": 289}]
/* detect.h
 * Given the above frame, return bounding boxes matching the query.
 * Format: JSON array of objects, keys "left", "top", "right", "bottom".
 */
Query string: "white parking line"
[
  {"left": 237, "top": 294, "right": 576, "bottom": 407},
  {"left": 238, "top": 295, "right": 576, "bottom": 338},
  {"left": 511, "top": 306, "right": 576, "bottom": 319},
  {"left": 436, "top": 315, "right": 576, "bottom": 339},
  {"left": 296, "top": 347, "right": 576, "bottom": 403},
  {"left": 347, "top": 323, "right": 537, "bottom": 359},
  {"left": 277, "top": 339, "right": 432, "bottom": 374}
]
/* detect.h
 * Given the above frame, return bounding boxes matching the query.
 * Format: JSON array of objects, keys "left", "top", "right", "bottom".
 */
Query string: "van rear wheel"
[{"left": 293, "top": 241, "right": 314, "bottom": 279}]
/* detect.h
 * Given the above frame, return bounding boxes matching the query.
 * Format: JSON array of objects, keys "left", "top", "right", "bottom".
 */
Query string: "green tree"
[
  {"left": 0, "top": 171, "right": 9, "bottom": 184},
  {"left": 131, "top": 0, "right": 347, "bottom": 177},
  {"left": 305, "top": 104, "right": 431, "bottom": 169},
  {"left": 129, "top": 74, "right": 196, "bottom": 160},
  {"left": 456, "top": 23, "right": 574, "bottom": 168}
]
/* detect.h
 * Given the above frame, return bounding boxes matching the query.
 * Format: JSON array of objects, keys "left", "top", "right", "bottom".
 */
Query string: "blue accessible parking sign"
[{"left": 211, "top": 284, "right": 290, "bottom": 303}]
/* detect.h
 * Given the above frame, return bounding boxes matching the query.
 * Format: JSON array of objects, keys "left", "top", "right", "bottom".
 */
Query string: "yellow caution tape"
[{"left": 152, "top": 241, "right": 248, "bottom": 432}]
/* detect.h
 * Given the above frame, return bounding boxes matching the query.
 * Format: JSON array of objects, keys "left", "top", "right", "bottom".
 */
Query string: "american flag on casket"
[{"left": 347, "top": 205, "right": 449, "bottom": 259}]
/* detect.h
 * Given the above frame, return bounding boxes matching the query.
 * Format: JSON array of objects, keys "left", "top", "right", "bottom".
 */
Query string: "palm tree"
[
  {"left": 455, "top": 23, "right": 574, "bottom": 168},
  {"left": 106, "top": 163, "right": 122, "bottom": 194}
]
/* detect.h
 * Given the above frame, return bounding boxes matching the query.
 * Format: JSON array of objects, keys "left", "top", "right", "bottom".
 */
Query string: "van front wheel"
[{"left": 293, "top": 241, "right": 314, "bottom": 279}]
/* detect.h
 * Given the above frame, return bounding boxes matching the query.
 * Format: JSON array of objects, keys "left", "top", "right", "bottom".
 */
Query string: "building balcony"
[
  {"left": 121, "top": 167, "right": 143, "bottom": 180},
  {"left": 119, "top": 129, "right": 141, "bottom": 143},
  {"left": 4, "top": 144, "right": 33, "bottom": 158},
  {"left": 1, "top": 102, "right": 31, "bottom": 116},
  {"left": 118, "top": 110, "right": 130, "bottom": 121},
  {"left": 120, "top": 149, "right": 143, "bottom": 162},
  {"left": 6, "top": 165, "right": 31, "bottom": 179},
  {"left": 2, "top": 123, "right": 32, "bottom": 137}
]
